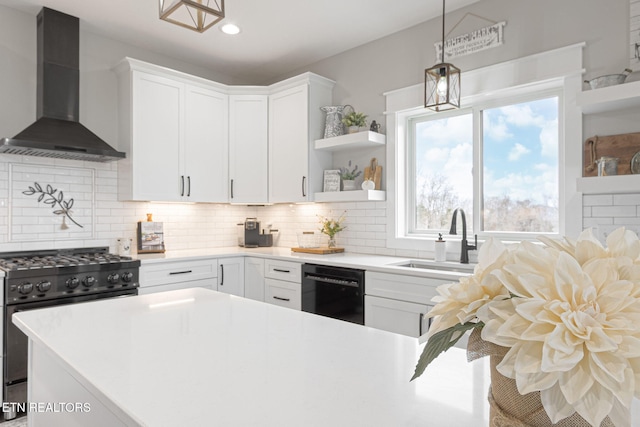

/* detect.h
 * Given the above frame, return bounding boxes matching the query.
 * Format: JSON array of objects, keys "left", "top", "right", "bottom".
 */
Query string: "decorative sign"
[
  {"left": 435, "top": 21, "right": 506, "bottom": 61},
  {"left": 137, "top": 221, "right": 166, "bottom": 253},
  {"left": 323, "top": 170, "right": 341, "bottom": 192}
]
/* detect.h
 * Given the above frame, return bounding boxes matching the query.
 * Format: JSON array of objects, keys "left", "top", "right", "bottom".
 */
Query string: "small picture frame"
[
  {"left": 137, "top": 221, "right": 166, "bottom": 253},
  {"left": 323, "top": 170, "right": 341, "bottom": 192}
]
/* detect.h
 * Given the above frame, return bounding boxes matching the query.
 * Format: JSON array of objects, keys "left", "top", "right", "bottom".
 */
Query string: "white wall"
[{"left": 0, "top": 1, "right": 636, "bottom": 255}]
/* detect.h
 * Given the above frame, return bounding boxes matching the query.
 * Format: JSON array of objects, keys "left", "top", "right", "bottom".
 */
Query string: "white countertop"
[
  {"left": 135, "top": 247, "right": 474, "bottom": 280},
  {"left": 14, "top": 288, "right": 491, "bottom": 426}
]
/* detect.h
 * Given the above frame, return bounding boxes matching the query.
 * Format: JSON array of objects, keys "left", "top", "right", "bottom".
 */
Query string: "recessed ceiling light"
[{"left": 221, "top": 23, "right": 240, "bottom": 35}]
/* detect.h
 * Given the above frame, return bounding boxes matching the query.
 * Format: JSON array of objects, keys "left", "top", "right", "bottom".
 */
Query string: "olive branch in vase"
[{"left": 23, "top": 182, "right": 83, "bottom": 228}]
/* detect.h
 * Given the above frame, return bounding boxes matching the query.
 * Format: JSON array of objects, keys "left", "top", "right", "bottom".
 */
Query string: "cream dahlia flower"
[
  {"left": 415, "top": 227, "right": 640, "bottom": 427},
  {"left": 426, "top": 238, "right": 512, "bottom": 339}
]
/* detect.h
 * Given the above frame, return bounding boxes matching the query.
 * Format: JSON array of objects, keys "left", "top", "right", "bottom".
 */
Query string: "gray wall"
[
  {"left": 0, "top": 4, "right": 237, "bottom": 152},
  {"left": 276, "top": 0, "right": 630, "bottom": 131}
]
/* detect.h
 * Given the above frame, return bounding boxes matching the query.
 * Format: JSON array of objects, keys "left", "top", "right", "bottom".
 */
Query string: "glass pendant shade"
[
  {"left": 424, "top": 62, "right": 460, "bottom": 111},
  {"left": 159, "top": 0, "right": 225, "bottom": 33}
]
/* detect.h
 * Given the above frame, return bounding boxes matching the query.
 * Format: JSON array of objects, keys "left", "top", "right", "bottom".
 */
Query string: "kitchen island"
[{"left": 13, "top": 287, "right": 491, "bottom": 426}]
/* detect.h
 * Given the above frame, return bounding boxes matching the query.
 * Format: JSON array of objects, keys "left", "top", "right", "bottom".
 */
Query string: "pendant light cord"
[{"left": 441, "top": 0, "right": 446, "bottom": 63}]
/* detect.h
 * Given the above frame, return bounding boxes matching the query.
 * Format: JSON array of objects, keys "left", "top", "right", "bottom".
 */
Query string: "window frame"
[{"left": 405, "top": 87, "right": 564, "bottom": 242}]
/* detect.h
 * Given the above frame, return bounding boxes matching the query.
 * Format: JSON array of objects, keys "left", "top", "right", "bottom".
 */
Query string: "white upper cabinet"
[
  {"left": 115, "top": 58, "right": 228, "bottom": 202},
  {"left": 228, "top": 94, "right": 268, "bottom": 203},
  {"left": 268, "top": 75, "right": 334, "bottom": 203},
  {"left": 184, "top": 85, "right": 228, "bottom": 202},
  {"left": 127, "top": 71, "right": 183, "bottom": 201}
]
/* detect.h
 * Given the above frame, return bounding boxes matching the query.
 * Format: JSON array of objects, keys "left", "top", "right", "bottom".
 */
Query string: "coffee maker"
[{"left": 243, "top": 218, "right": 260, "bottom": 248}]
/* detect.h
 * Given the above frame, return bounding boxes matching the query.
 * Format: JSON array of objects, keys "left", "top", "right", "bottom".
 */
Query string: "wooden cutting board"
[
  {"left": 291, "top": 247, "right": 345, "bottom": 254},
  {"left": 363, "top": 157, "right": 382, "bottom": 189},
  {"left": 583, "top": 133, "right": 640, "bottom": 176}
]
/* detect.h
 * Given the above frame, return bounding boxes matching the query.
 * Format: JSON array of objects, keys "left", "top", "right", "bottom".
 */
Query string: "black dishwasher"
[{"left": 301, "top": 263, "right": 365, "bottom": 325}]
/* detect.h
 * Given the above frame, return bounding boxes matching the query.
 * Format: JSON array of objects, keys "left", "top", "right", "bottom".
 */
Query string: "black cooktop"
[{"left": 0, "top": 247, "right": 135, "bottom": 272}]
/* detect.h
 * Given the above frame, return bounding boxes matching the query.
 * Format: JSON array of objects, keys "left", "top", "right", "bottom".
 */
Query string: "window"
[{"left": 406, "top": 92, "right": 560, "bottom": 240}]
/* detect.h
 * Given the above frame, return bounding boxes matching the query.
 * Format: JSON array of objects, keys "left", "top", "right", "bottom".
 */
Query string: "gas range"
[
  {"left": 0, "top": 247, "right": 140, "bottom": 421},
  {"left": 0, "top": 247, "right": 140, "bottom": 304}
]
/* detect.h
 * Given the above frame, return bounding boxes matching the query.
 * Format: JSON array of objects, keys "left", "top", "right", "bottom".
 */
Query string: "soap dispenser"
[{"left": 434, "top": 233, "right": 446, "bottom": 262}]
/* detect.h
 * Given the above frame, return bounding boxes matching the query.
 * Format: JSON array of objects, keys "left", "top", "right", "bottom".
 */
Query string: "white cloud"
[
  {"left": 498, "top": 104, "right": 545, "bottom": 127},
  {"left": 508, "top": 143, "right": 531, "bottom": 161},
  {"left": 539, "top": 118, "right": 558, "bottom": 157}
]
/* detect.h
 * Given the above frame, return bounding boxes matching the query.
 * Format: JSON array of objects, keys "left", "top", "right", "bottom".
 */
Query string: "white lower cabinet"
[
  {"left": 139, "top": 258, "right": 218, "bottom": 295},
  {"left": 364, "top": 271, "right": 450, "bottom": 338},
  {"left": 218, "top": 257, "right": 244, "bottom": 297},
  {"left": 264, "top": 259, "right": 301, "bottom": 310},
  {"left": 365, "top": 295, "right": 432, "bottom": 337},
  {"left": 244, "top": 257, "right": 265, "bottom": 301},
  {"left": 265, "top": 278, "right": 301, "bottom": 310}
]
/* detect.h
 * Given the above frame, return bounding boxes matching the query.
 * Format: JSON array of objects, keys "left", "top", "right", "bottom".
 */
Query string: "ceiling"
[{"left": 0, "top": 0, "right": 481, "bottom": 84}]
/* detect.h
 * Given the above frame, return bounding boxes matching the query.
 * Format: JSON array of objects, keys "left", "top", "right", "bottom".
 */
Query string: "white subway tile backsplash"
[
  {"left": 591, "top": 206, "right": 637, "bottom": 217},
  {"left": 583, "top": 194, "right": 613, "bottom": 206},
  {"left": 613, "top": 194, "right": 640, "bottom": 205},
  {"left": 6, "top": 155, "right": 639, "bottom": 255}
]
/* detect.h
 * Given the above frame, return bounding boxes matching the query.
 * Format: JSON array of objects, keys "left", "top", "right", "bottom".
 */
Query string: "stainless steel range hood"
[{"left": 0, "top": 7, "right": 125, "bottom": 162}]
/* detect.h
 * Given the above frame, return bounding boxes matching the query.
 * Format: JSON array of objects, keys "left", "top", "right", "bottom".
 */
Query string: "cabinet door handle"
[
  {"left": 169, "top": 270, "right": 192, "bottom": 275},
  {"left": 187, "top": 176, "right": 191, "bottom": 197},
  {"left": 220, "top": 264, "right": 224, "bottom": 286},
  {"left": 180, "top": 175, "right": 185, "bottom": 197},
  {"left": 273, "top": 268, "right": 290, "bottom": 273},
  {"left": 273, "top": 296, "right": 290, "bottom": 302},
  {"left": 230, "top": 179, "right": 234, "bottom": 199},
  {"left": 301, "top": 176, "right": 306, "bottom": 197}
]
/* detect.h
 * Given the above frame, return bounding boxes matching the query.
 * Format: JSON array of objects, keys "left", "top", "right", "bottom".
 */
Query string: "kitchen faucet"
[{"left": 448, "top": 208, "right": 477, "bottom": 264}]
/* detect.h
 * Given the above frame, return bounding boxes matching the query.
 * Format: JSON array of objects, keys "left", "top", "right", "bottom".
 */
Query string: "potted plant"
[
  {"left": 342, "top": 111, "right": 368, "bottom": 133},
  {"left": 339, "top": 161, "right": 362, "bottom": 191}
]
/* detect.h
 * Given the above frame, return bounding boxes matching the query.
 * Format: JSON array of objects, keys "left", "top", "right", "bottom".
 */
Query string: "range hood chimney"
[{"left": 0, "top": 7, "right": 125, "bottom": 162}]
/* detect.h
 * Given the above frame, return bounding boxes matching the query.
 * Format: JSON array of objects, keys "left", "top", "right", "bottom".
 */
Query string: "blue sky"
[{"left": 415, "top": 96, "right": 558, "bottom": 207}]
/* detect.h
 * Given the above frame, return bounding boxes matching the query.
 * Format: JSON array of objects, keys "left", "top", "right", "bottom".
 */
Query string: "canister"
[{"left": 596, "top": 156, "right": 619, "bottom": 176}]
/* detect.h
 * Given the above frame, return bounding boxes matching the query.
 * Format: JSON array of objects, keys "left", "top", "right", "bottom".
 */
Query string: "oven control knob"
[
  {"left": 82, "top": 276, "right": 96, "bottom": 287},
  {"left": 107, "top": 273, "right": 120, "bottom": 284},
  {"left": 121, "top": 272, "right": 134, "bottom": 282},
  {"left": 18, "top": 282, "right": 33, "bottom": 294},
  {"left": 36, "top": 281, "right": 52, "bottom": 292},
  {"left": 66, "top": 277, "right": 80, "bottom": 289}
]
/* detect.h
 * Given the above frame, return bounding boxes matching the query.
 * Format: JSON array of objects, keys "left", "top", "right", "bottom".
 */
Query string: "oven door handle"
[{"left": 304, "top": 274, "right": 359, "bottom": 288}]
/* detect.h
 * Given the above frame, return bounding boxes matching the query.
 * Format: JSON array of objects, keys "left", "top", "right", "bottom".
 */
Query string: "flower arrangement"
[
  {"left": 318, "top": 211, "right": 346, "bottom": 239},
  {"left": 339, "top": 161, "right": 362, "bottom": 180},
  {"left": 412, "top": 227, "right": 640, "bottom": 427}
]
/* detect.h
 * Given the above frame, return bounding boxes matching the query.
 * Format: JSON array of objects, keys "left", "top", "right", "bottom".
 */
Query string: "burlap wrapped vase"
[{"left": 467, "top": 329, "right": 616, "bottom": 427}]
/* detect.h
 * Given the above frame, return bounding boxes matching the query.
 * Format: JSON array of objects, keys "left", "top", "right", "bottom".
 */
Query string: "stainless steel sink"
[{"left": 390, "top": 260, "right": 474, "bottom": 274}]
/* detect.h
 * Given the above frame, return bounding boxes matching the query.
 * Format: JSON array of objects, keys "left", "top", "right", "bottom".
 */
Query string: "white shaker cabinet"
[
  {"left": 121, "top": 71, "right": 183, "bottom": 201},
  {"left": 244, "top": 257, "right": 265, "bottom": 301},
  {"left": 268, "top": 75, "right": 334, "bottom": 203},
  {"left": 228, "top": 94, "right": 268, "bottom": 203},
  {"left": 364, "top": 271, "right": 449, "bottom": 338},
  {"left": 264, "top": 259, "right": 302, "bottom": 310},
  {"left": 139, "top": 258, "right": 218, "bottom": 295},
  {"left": 217, "top": 257, "right": 245, "bottom": 297},
  {"left": 115, "top": 58, "right": 228, "bottom": 202},
  {"left": 184, "top": 85, "right": 228, "bottom": 202}
]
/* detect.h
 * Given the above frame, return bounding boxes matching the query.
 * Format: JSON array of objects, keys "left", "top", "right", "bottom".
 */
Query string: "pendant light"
[
  {"left": 159, "top": 0, "right": 225, "bottom": 33},
  {"left": 424, "top": 0, "right": 460, "bottom": 111}
]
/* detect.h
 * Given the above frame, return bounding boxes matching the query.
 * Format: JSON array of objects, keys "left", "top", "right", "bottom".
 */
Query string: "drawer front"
[
  {"left": 264, "top": 278, "right": 301, "bottom": 310},
  {"left": 264, "top": 259, "right": 301, "bottom": 283},
  {"left": 365, "top": 271, "right": 449, "bottom": 305},
  {"left": 138, "top": 278, "right": 217, "bottom": 295},
  {"left": 364, "top": 295, "right": 431, "bottom": 338},
  {"left": 140, "top": 259, "right": 218, "bottom": 288}
]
